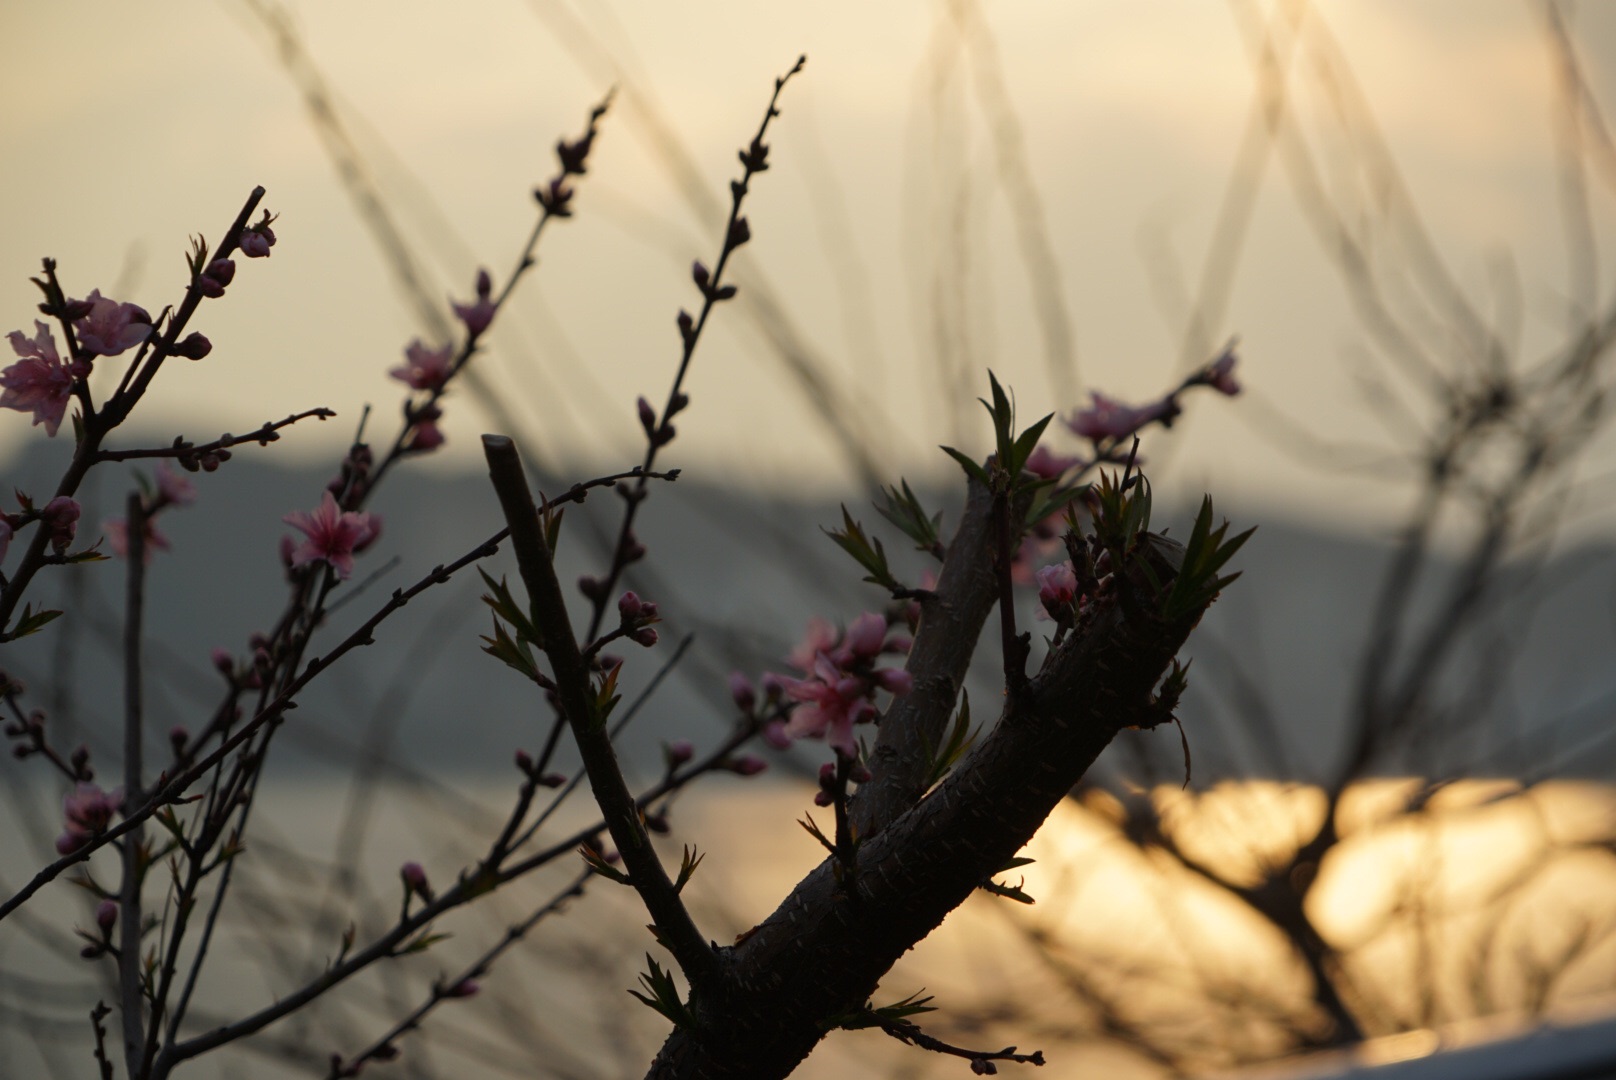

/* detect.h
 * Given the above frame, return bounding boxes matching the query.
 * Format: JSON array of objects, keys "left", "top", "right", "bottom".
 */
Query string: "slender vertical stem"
[
  {"left": 120, "top": 494, "right": 148, "bottom": 1078},
  {"left": 482, "top": 435, "right": 718, "bottom": 990}
]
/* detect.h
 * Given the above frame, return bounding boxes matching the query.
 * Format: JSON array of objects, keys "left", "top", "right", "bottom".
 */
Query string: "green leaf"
[
  {"left": 1009, "top": 412, "right": 1055, "bottom": 477},
  {"left": 831, "top": 990, "right": 938, "bottom": 1030},
  {"left": 1159, "top": 496, "right": 1254, "bottom": 621},
  {"left": 579, "top": 845, "right": 630, "bottom": 884},
  {"left": 673, "top": 844, "right": 705, "bottom": 894},
  {"left": 875, "top": 479, "right": 943, "bottom": 555},
  {"left": 627, "top": 955, "right": 697, "bottom": 1030},
  {"left": 980, "top": 877, "right": 1037, "bottom": 904},
  {"left": 398, "top": 931, "right": 451, "bottom": 955},
  {"left": 922, "top": 691, "right": 977, "bottom": 789},
  {"left": 12, "top": 605, "right": 63, "bottom": 639},
  {"left": 542, "top": 504, "right": 564, "bottom": 555},
  {"left": 479, "top": 617, "right": 541, "bottom": 681},
  {"left": 823, "top": 505, "right": 899, "bottom": 590},
  {"left": 592, "top": 663, "right": 623, "bottom": 728},
  {"left": 940, "top": 445, "right": 989, "bottom": 487},
  {"left": 798, "top": 814, "right": 835, "bottom": 855},
  {"left": 1025, "top": 481, "right": 1089, "bottom": 530},
  {"left": 478, "top": 569, "right": 542, "bottom": 646}
]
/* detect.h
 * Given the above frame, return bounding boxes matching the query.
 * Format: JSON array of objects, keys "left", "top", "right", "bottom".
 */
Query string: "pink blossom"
[
  {"left": 788, "top": 616, "right": 838, "bottom": 672},
  {"left": 782, "top": 656, "right": 868, "bottom": 757},
  {"left": 42, "top": 497, "right": 80, "bottom": 553},
  {"left": 104, "top": 516, "right": 170, "bottom": 563},
  {"left": 406, "top": 418, "right": 444, "bottom": 451},
  {"left": 1024, "top": 444, "right": 1080, "bottom": 480},
  {"left": 1206, "top": 345, "right": 1240, "bottom": 396},
  {"left": 282, "top": 492, "right": 381, "bottom": 580},
  {"left": 156, "top": 462, "right": 196, "bottom": 506},
  {"left": 2, "top": 322, "right": 81, "bottom": 436},
  {"left": 452, "top": 269, "right": 496, "bottom": 336},
  {"left": 73, "top": 290, "right": 152, "bottom": 357},
  {"left": 1036, "top": 561, "right": 1079, "bottom": 620},
  {"left": 842, "top": 612, "right": 888, "bottom": 661},
  {"left": 56, "top": 782, "right": 122, "bottom": 854},
  {"left": 1064, "top": 392, "right": 1174, "bottom": 443},
  {"left": 390, "top": 339, "right": 453, "bottom": 391}
]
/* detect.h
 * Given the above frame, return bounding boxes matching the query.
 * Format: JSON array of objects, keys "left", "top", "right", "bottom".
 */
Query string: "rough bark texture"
[{"left": 644, "top": 494, "right": 1207, "bottom": 1079}]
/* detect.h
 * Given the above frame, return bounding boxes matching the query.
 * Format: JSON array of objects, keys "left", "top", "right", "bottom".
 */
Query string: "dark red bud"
[
  {"left": 175, "top": 332, "right": 212, "bottom": 360},
  {"left": 204, "top": 258, "right": 236, "bottom": 286}
]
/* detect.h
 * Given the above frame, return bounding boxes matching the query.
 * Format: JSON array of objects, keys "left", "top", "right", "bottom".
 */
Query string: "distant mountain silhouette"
[{"left": 3, "top": 438, "right": 1612, "bottom": 785}]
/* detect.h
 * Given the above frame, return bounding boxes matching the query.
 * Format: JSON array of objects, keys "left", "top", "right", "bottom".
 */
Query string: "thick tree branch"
[{"left": 647, "top": 498, "right": 1212, "bottom": 1078}]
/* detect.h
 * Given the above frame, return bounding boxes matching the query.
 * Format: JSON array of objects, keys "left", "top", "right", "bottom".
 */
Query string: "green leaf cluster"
[
  {"left": 628, "top": 955, "right": 698, "bottom": 1030},
  {"left": 824, "top": 505, "right": 901, "bottom": 591},
  {"left": 477, "top": 570, "right": 545, "bottom": 682},
  {"left": 10, "top": 604, "right": 62, "bottom": 640},
  {"left": 940, "top": 372, "right": 1055, "bottom": 496},
  {"left": 1159, "top": 496, "right": 1253, "bottom": 622},
  {"left": 875, "top": 480, "right": 943, "bottom": 557},
  {"left": 829, "top": 989, "right": 937, "bottom": 1031}
]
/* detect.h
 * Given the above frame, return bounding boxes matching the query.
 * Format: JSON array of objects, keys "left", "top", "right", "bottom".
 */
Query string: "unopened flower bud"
[
  {"left": 691, "top": 261, "right": 710, "bottom": 290},
  {"left": 539, "top": 772, "right": 566, "bottom": 789},
  {"left": 175, "top": 332, "right": 212, "bottom": 361},
  {"left": 95, "top": 899, "right": 118, "bottom": 933},
  {"left": 666, "top": 740, "right": 694, "bottom": 768},
  {"left": 515, "top": 749, "right": 534, "bottom": 774},
  {"left": 630, "top": 627, "right": 658, "bottom": 648},
  {"left": 761, "top": 673, "right": 786, "bottom": 702},
  {"left": 818, "top": 762, "right": 836, "bottom": 788},
  {"left": 211, "top": 647, "right": 233, "bottom": 675},
  {"left": 169, "top": 725, "right": 188, "bottom": 756},
  {"left": 445, "top": 979, "right": 479, "bottom": 999},
  {"left": 637, "top": 396, "right": 656, "bottom": 435},
  {"left": 729, "top": 754, "right": 767, "bottom": 777},
  {"left": 727, "top": 217, "right": 751, "bottom": 249},
  {"left": 204, "top": 258, "right": 236, "bottom": 287},
  {"left": 400, "top": 861, "right": 433, "bottom": 901},
  {"left": 239, "top": 231, "right": 271, "bottom": 259},
  {"left": 814, "top": 790, "right": 834, "bottom": 806},
  {"left": 728, "top": 672, "right": 756, "bottom": 712}
]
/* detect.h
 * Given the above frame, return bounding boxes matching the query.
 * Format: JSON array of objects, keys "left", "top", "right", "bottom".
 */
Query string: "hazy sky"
[{"left": 2, "top": 1, "right": 1614, "bottom": 536}]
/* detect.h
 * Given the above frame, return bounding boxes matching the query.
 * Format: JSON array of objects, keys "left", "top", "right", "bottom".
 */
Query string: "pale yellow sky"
[{"left": 2, "top": 1, "right": 1614, "bottom": 536}]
